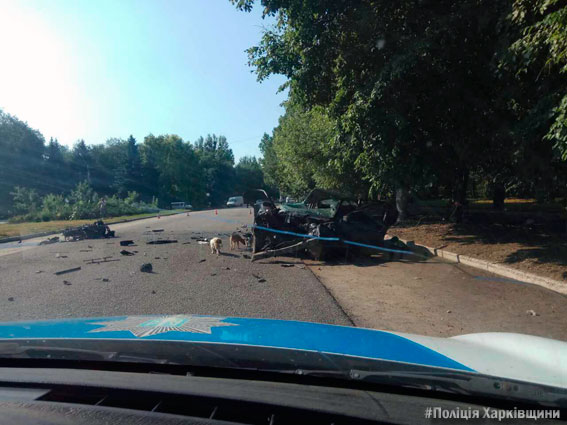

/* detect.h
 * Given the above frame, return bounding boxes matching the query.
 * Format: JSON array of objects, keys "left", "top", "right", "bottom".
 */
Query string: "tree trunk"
[
  {"left": 492, "top": 182, "right": 505, "bottom": 210},
  {"left": 395, "top": 185, "right": 410, "bottom": 223},
  {"left": 452, "top": 168, "right": 469, "bottom": 223}
]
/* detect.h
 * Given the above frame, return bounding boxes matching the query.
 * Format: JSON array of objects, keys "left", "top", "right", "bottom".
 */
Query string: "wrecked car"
[
  {"left": 244, "top": 189, "right": 399, "bottom": 261},
  {"left": 63, "top": 220, "right": 115, "bottom": 241}
]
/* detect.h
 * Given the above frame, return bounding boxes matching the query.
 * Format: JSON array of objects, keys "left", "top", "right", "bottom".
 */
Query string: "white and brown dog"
[{"left": 209, "top": 237, "right": 222, "bottom": 256}]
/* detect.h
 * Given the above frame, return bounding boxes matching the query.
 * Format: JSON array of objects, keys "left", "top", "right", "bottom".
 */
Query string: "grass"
[{"left": 0, "top": 210, "right": 187, "bottom": 239}]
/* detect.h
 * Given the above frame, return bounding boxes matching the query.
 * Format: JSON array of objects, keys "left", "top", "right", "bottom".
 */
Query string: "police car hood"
[{"left": 0, "top": 315, "right": 565, "bottom": 390}]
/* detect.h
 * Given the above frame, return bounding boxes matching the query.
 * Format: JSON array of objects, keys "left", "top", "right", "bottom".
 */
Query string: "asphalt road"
[{"left": 0, "top": 208, "right": 351, "bottom": 324}]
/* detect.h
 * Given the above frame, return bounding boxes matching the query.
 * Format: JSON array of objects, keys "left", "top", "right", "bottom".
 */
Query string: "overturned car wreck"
[
  {"left": 244, "top": 189, "right": 400, "bottom": 261},
  {"left": 63, "top": 220, "right": 115, "bottom": 241}
]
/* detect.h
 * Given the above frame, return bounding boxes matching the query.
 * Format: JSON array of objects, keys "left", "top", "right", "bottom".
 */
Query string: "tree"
[
  {"left": 140, "top": 134, "right": 205, "bottom": 207},
  {"left": 235, "top": 156, "right": 264, "bottom": 193},
  {"left": 43, "top": 138, "right": 73, "bottom": 193},
  {"left": 232, "top": 0, "right": 511, "bottom": 221},
  {"left": 125, "top": 135, "right": 142, "bottom": 192},
  {"left": 194, "top": 134, "right": 236, "bottom": 206},
  {"left": 71, "top": 139, "right": 92, "bottom": 184},
  {"left": 511, "top": 0, "right": 567, "bottom": 160},
  {"left": 0, "top": 110, "right": 45, "bottom": 215}
]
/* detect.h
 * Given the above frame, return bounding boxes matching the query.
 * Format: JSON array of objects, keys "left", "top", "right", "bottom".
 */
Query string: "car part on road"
[
  {"left": 63, "top": 220, "right": 115, "bottom": 241},
  {"left": 39, "top": 236, "right": 59, "bottom": 245},
  {"left": 146, "top": 240, "right": 178, "bottom": 245},
  {"left": 244, "top": 188, "right": 398, "bottom": 261},
  {"left": 54, "top": 266, "right": 82, "bottom": 275},
  {"left": 120, "top": 249, "right": 135, "bottom": 256},
  {"left": 84, "top": 256, "right": 120, "bottom": 264},
  {"left": 120, "top": 240, "right": 135, "bottom": 246},
  {"left": 140, "top": 263, "right": 153, "bottom": 273}
]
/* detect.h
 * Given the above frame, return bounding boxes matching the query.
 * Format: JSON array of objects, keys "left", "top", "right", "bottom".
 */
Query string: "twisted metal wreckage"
[{"left": 244, "top": 189, "right": 408, "bottom": 261}]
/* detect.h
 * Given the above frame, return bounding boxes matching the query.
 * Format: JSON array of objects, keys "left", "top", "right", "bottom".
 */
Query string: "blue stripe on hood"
[{"left": 0, "top": 316, "right": 474, "bottom": 372}]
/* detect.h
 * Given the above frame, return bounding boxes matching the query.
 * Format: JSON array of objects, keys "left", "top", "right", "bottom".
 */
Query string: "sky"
[{"left": 0, "top": 0, "right": 287, "bottom": 160}]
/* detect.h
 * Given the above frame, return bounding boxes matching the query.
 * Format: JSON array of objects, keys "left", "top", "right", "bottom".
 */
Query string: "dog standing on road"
[
  {"left": 210, "top": 237, "right": 222, "bottom": 256},
  {"left": 230, "top": 233, "right": 247, "bottom": 250}
]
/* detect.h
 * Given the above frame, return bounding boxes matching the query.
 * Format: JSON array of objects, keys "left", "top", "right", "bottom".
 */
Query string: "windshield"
[{"left": 0, "top": 0, "right": 566, "bottom": 408}]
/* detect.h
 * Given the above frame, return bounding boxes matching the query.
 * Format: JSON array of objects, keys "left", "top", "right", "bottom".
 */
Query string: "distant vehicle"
[
  {"left": 226, "top": 196, "right": 244, "bottom": 207},
  {"left": 170, "top": 202, "right": 192, "bottom": 210}
]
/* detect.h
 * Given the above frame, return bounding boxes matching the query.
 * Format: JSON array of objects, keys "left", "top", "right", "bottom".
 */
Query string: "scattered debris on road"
[
  {"left": 211, "top": 273, "right": 217, "bottom": 276},
  {"left": 79, "top": 249, "right": 92, "bottom": 252},
  {"left": 120, "top": 240, "right": 135, "bottom": 246},
  {"left": 8, "top": 297, "right": 14, "bottom": 302},
  {"left": 252, "top": 273, "right": 266, "bottom": 282},
  {"left": 151, "top": 290, "right": 156, "bottom": 294},
  {"left": 152, "top": 229, "right": 164, "bottom": 233},
  {"left": 35, "top": 270, "right": 43, "bottom": 274},
  {"left": 526, "top": 309, "right": 539, "bottom": 316},
  {"left": 446, "top": 310, "right": 452, "bottom": 314},
  {"left": 39, "top": 236, "right": 59, "bottom": 245},
  {"left": 55, "top": 253, "right": 68, "bottom": 259},
  {"left": 140, "top": 263, "right": 153, "bottom": 273},
  {"left": 63, "top": 220, "right": 115, "bottom": 241},
  {"left": 120, "top": 249, "right": 135, "bottom": 256},
  {"left": 147, "top": 240, "right": 177, "bottom": 245},
  {"left": 63, "top": 280, "right": 72, "bottom": 286},
  {"left": 84, "top": 256, "right": 119, "bottom": 264},
  {"left": 198, "top": 259, "right": 206, "bottom": 263},
  {"left": 54, "top": 266, "right": 81, "bottom": 275}
]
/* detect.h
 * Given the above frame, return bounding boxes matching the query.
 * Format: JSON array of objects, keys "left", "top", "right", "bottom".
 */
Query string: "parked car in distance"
[
  {"left": 226, "top": 196, "right": 244, "bottom": 207},
  {"left": 170, "top": 201, "right": 192, "bottom": 210}
]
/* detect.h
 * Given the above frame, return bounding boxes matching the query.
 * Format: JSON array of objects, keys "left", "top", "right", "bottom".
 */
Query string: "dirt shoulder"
[
  {"left": 389, "top": 222, "right": 567, "bottom": 282},
  {"left": 307, "top": 256, "right": 567, "bottom": 341}
]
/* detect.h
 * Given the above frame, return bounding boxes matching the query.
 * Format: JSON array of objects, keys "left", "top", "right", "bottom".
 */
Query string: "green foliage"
[
  {"left": 511, "top": 0, "right": 567, "bottom": 159},
  {"left": 41, "top": 194, "right": 72, "bottom": 221},
  {"left": 0, "top": 110, "right": 45, "bottom": 216},
  {"left": 10, "top": 182, "right": 157, "bottom": 223},
  {"left": 0, "top": 104, "right": 265, "bottom": 217},
  {"left": 10, "top": 187, "right": 41, "bottom": 215},
  {"left": 194, "top": 134, "right": 236, "bottom": 207},
  {"left": 234, "top": 0, "right": 566, "bottom": 207},
  {"left": 235, "top": 156, "right": 265, "bottom": 193}
]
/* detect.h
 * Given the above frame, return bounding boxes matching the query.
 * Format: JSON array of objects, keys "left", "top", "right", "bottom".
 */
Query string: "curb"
[
  {"left": 391, "top": 235, "right": 567, "bottom": 296},
  {"left": 0, "top": 211, "right": 188, "bottom": 245}
]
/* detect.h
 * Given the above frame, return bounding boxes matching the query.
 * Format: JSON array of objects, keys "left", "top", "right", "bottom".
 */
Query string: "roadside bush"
[
  {"left": 10, "top": 187, "right": 41, "bottom": 215},
  {"left": 41, "top": 194, "right": 72, "bottom": 220},
  {"left": 9, "top": 182, "right": 158, "bottom": 223}
]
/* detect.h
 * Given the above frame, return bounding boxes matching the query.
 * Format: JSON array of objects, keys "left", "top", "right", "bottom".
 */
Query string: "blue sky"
[{"left": 0, "top": 0, "right": 287, "bottom": 160}]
